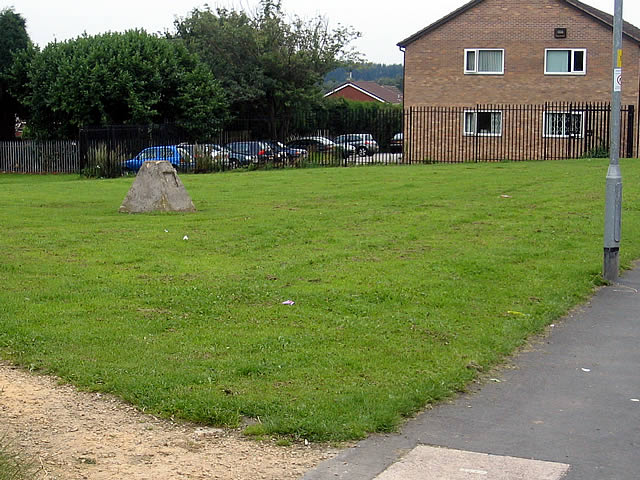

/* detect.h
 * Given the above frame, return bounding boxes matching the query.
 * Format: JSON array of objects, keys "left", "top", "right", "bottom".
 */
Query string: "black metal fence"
[
  {"left": 77, "top": 109, "right": 404, "bottom": 174},
  {"left": 1, "top": 103, "right": 638, "bottom": 174},
  {"left": 404, "top": 103, "right": 637, "bottom": 163}
]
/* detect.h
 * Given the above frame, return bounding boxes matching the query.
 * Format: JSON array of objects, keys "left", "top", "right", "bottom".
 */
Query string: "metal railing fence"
[{"left": 1, "top": 103, "right": 637, "bottom": 174}]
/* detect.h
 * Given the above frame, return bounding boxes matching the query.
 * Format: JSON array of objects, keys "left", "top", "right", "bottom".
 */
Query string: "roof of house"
[
  {"left": 324, "top": 81, "right": 404, "bottom": 104},
  {"left": 397, "top": 0, "right": 640, "bottom": 48}
]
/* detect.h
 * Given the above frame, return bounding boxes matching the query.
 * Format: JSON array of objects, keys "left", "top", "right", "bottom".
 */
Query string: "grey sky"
[{"left": 4, "top": 0, "right": 640, "bottom": 64}]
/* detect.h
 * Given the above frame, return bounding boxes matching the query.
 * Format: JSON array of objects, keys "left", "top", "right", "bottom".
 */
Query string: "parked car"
[
  {"left": 286, "top": 136, "right": 355, "bottom": 159},
  {"left": 334, "top": 133, "right": 379, "bottom": 157},
  {"left": 207, "top": 144, "right": 255, "bottom": 168},
  {"left": 263, "top": 141, "right": 307, "bottom": 163},
  {"left": 179, "top": 143, "right": 220, "bottom": 161},
  {"left": 390, "top": 133, "right": 403, "bottom": 152},
  {"left": 203, "top": 144, "right": 232, "bottom": 163},
  {"left": 123, "top": 145, "right": 194, "bottom": 172},
  {"left": 225, "top": 141, "right": 281, "bottom": 166},
  {"left": 178, "top": 143, "right": 240, "bottom": 169}
]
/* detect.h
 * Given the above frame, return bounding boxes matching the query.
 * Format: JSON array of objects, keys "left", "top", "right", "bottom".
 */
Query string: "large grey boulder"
[{"left": 119, "top": 161, "right": 196, "bottom": 213}]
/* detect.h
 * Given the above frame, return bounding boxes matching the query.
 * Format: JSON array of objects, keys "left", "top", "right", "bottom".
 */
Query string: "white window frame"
[
  {"left": 543, "top": 111, "right": 585, "bottom": 138},
  {"left": 544, "top": 48, "right": 587, "bottom": 75},
  {"left": 463, "top": 110, "right": 503, "bottom": 137},
  {"left": 464, "top": 49, "right": 505, "bottom": 75}
]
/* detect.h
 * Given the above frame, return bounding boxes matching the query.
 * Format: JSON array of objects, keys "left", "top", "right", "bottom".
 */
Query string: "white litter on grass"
[
  {"left": 183, "top": 235, "right": 189, "bottom": 241},
  {"left": 500, "top": 194, "right": 512, "bottom": 198},
  {"left": 581, "top": 368, "right": 591, "bottom": 372},
  {"left": 164, "top": 229, "right": 169, "bottom": 233},
  {"left": 282, "top": 300, "right": 295, "bottom": 305}
]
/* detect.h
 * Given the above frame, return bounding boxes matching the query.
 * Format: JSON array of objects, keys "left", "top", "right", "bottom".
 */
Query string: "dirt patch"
[{"left": 0, "top": 363, "right": 338, "bottom": 479}]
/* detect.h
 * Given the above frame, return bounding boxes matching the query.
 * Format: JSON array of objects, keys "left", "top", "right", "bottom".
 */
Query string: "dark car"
[
  {"left": 286, "top": 136, "right": 355, "bottom": 159},
  {"left": 263, "top": 141, "right": 307, "bottom": 163},
  {"left": 390, "top": 133, "right": 403, "bottom": 153},
  {"left": 225, "top": 141, "right": 281, "bottom": 166},
  {"left": 334, "top": 134, "right": 380, "bottom": 157},
  {"left": 123, "top": 145, "right": 194, "bottom": 172}
]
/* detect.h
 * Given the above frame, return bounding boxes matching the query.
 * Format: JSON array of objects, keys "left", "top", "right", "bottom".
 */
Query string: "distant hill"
[{"left": 324, "top": 63, "right": 403, "bottom": 92}]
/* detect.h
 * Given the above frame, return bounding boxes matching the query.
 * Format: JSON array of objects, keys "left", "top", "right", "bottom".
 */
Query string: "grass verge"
[
  {"left": 1, "top": 159, "right": 639, "bottom": 442},
  {"left": 0, "top": 438, "right": 35, "bottom": 480}
]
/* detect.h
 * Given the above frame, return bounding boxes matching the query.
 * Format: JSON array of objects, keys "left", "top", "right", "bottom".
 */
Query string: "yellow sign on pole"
[{"left": 617, "top": 49, "right": 623, "bottom": 67}]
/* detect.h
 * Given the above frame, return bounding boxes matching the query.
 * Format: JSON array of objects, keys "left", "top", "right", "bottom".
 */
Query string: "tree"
[
  {"left": 324, "top": 63, "right": 404, "bottom": 92},
  {"left": 23, "top": 30, "right": 228, "bottom": 139},
  {"left": 0, "top": 8, "right": 31, "bottom": 140},
  {"left": 174, "top": 0, "right": 361, "bottom": 133}
]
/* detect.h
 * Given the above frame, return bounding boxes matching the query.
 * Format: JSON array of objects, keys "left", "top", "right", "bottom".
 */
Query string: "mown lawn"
[{"left": 1, "top": 159, "right": 639, "bottom": 442}]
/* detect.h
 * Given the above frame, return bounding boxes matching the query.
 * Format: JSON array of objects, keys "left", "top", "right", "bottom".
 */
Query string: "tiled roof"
[
  {"left": 325, "top": 81, "right": 404, "bottom": 104},
  {"left": 565, "top": 0, "right": 640, "bottom": 43},
  {"left": 398, "top": 0, "right": 640, "bottom": 48}
]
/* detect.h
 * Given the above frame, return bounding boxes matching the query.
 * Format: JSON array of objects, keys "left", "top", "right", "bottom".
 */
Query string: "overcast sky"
[{"left": 4, "top": 0, "right": 640, "bottom": 65}]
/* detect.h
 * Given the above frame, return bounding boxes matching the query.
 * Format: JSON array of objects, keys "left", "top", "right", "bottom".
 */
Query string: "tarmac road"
[{"left": 303, "top": 264, "right": 640, "bottom": 480}]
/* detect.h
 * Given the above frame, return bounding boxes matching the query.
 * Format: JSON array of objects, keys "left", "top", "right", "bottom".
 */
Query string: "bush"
[
  {"left": 582, "top": 143, "right": 609, "bottom": 159},
  {"left": 82, "top": 143, "right": 126, "bottom": 178},
  {"left": 192, "top": 145, "right": 223, "bottom": 173}
]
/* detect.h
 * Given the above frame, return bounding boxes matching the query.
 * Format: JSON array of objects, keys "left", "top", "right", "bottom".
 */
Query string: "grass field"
[{"left": 1, "top": 159, "right": 639, "bottom": 442}]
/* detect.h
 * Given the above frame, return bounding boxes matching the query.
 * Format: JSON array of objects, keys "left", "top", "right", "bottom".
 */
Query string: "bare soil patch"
[{"left": 0, "top": 362, "right": 337, "bottom": 479}]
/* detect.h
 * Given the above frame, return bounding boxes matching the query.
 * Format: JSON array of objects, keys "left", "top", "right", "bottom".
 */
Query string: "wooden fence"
[{"left": 0, "top": 140, "right": 79, "bottom": 173}]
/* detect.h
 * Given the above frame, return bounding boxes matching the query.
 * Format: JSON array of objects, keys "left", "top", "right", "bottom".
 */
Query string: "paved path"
[{"left": 303, "top": 265, "right": 640, "bottom": 480}]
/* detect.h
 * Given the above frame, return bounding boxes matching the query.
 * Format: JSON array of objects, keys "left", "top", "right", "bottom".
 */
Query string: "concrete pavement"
[{"left": 303, "top": 264, "right": 640, "bottom": 480}]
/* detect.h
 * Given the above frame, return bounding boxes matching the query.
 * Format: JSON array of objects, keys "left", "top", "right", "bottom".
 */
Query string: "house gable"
[
  {"left": 400, "top": 0, "right": 640, "bottom": 107},
  {"left": 398, "top": 0, "right": 640, "bottom": 48},
  {"left": 324, "top": 81, "right": 403, "bottom": 104}
]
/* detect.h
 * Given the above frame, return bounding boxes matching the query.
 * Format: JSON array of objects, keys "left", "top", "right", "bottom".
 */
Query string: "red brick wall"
[
  {"left": 326, "top": 86, "right": 383, "bottom": 103},
  {"left": 403, "top": 0, "right": 640, "bottom": 108}
]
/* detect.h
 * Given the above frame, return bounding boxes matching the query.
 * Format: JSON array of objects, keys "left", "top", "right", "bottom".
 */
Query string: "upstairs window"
[
  {"left": 464, "top": 49, "right": 504, "bottom": 74},
  {"left": 464, "top": 111, "right": 503, "bottom": 136},
  {"left": 545, "top": 49, "right": 586, "bottom": 75}
]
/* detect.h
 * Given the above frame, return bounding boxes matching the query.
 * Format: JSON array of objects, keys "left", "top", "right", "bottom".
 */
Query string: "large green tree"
[
  {"left": 0, "top": 8, "right": 31, "bottom": 140},
  {"left": 24, "top": 30, "right": 228, "bottom": 139},
  {"left": 174, "top": 0, "right": 361, "bottom": 130}
]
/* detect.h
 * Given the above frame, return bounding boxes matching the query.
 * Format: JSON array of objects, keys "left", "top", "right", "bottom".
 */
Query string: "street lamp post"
[{"left": 603, "top": 0, "right": 624, "bottom": 282}]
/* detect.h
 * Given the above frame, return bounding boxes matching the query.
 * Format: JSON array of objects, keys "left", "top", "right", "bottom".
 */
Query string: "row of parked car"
[{"left": 122, "top": 134, "right": 393, "bottom": 172}]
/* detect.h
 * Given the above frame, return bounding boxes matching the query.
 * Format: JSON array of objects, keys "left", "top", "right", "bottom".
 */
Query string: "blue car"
[{"left": 123, "top": 146, "right": 194, "bottom": 172}]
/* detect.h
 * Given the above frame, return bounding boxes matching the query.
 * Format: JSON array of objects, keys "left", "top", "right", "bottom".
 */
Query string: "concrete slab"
[{"left": 373, "top": 446, "right": 570, "bottom": 480}]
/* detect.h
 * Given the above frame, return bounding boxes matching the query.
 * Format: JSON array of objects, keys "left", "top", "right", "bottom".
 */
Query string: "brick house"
[
  {"left": 324, "top": 81, "right": 403, "bottom": 104},
  {"left": 397, "top": 0, "right": 640, "bottom": 161}
]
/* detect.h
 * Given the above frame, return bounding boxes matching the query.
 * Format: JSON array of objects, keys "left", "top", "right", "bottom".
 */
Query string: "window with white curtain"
[
  {"left": 545, "top": 49, "right": 586, "bottom": 74},
  {"left": 464, "top": 49, "right": 504, "bottom": 74},
  {"left": 464, "top": 111, "right": 503, "bottom": 136},
  {"left": 544, "top": 111, "right": 584, "bottom": 137}
]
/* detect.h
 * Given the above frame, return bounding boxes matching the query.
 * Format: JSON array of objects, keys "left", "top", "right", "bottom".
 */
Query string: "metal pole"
[{"left": 603, "top": 0, "right": 624, "bottom": 282}]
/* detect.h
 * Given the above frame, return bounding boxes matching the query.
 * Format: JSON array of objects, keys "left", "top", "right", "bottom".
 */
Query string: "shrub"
[
  {"left": 192, "top": 145, "right": 219, "bottom": 173},
  {"left": 582, "top": 143, "right": 609, "bottom": 159},
  {"left": 82, "top": 143, "right": 126, "bottom": 178}
]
